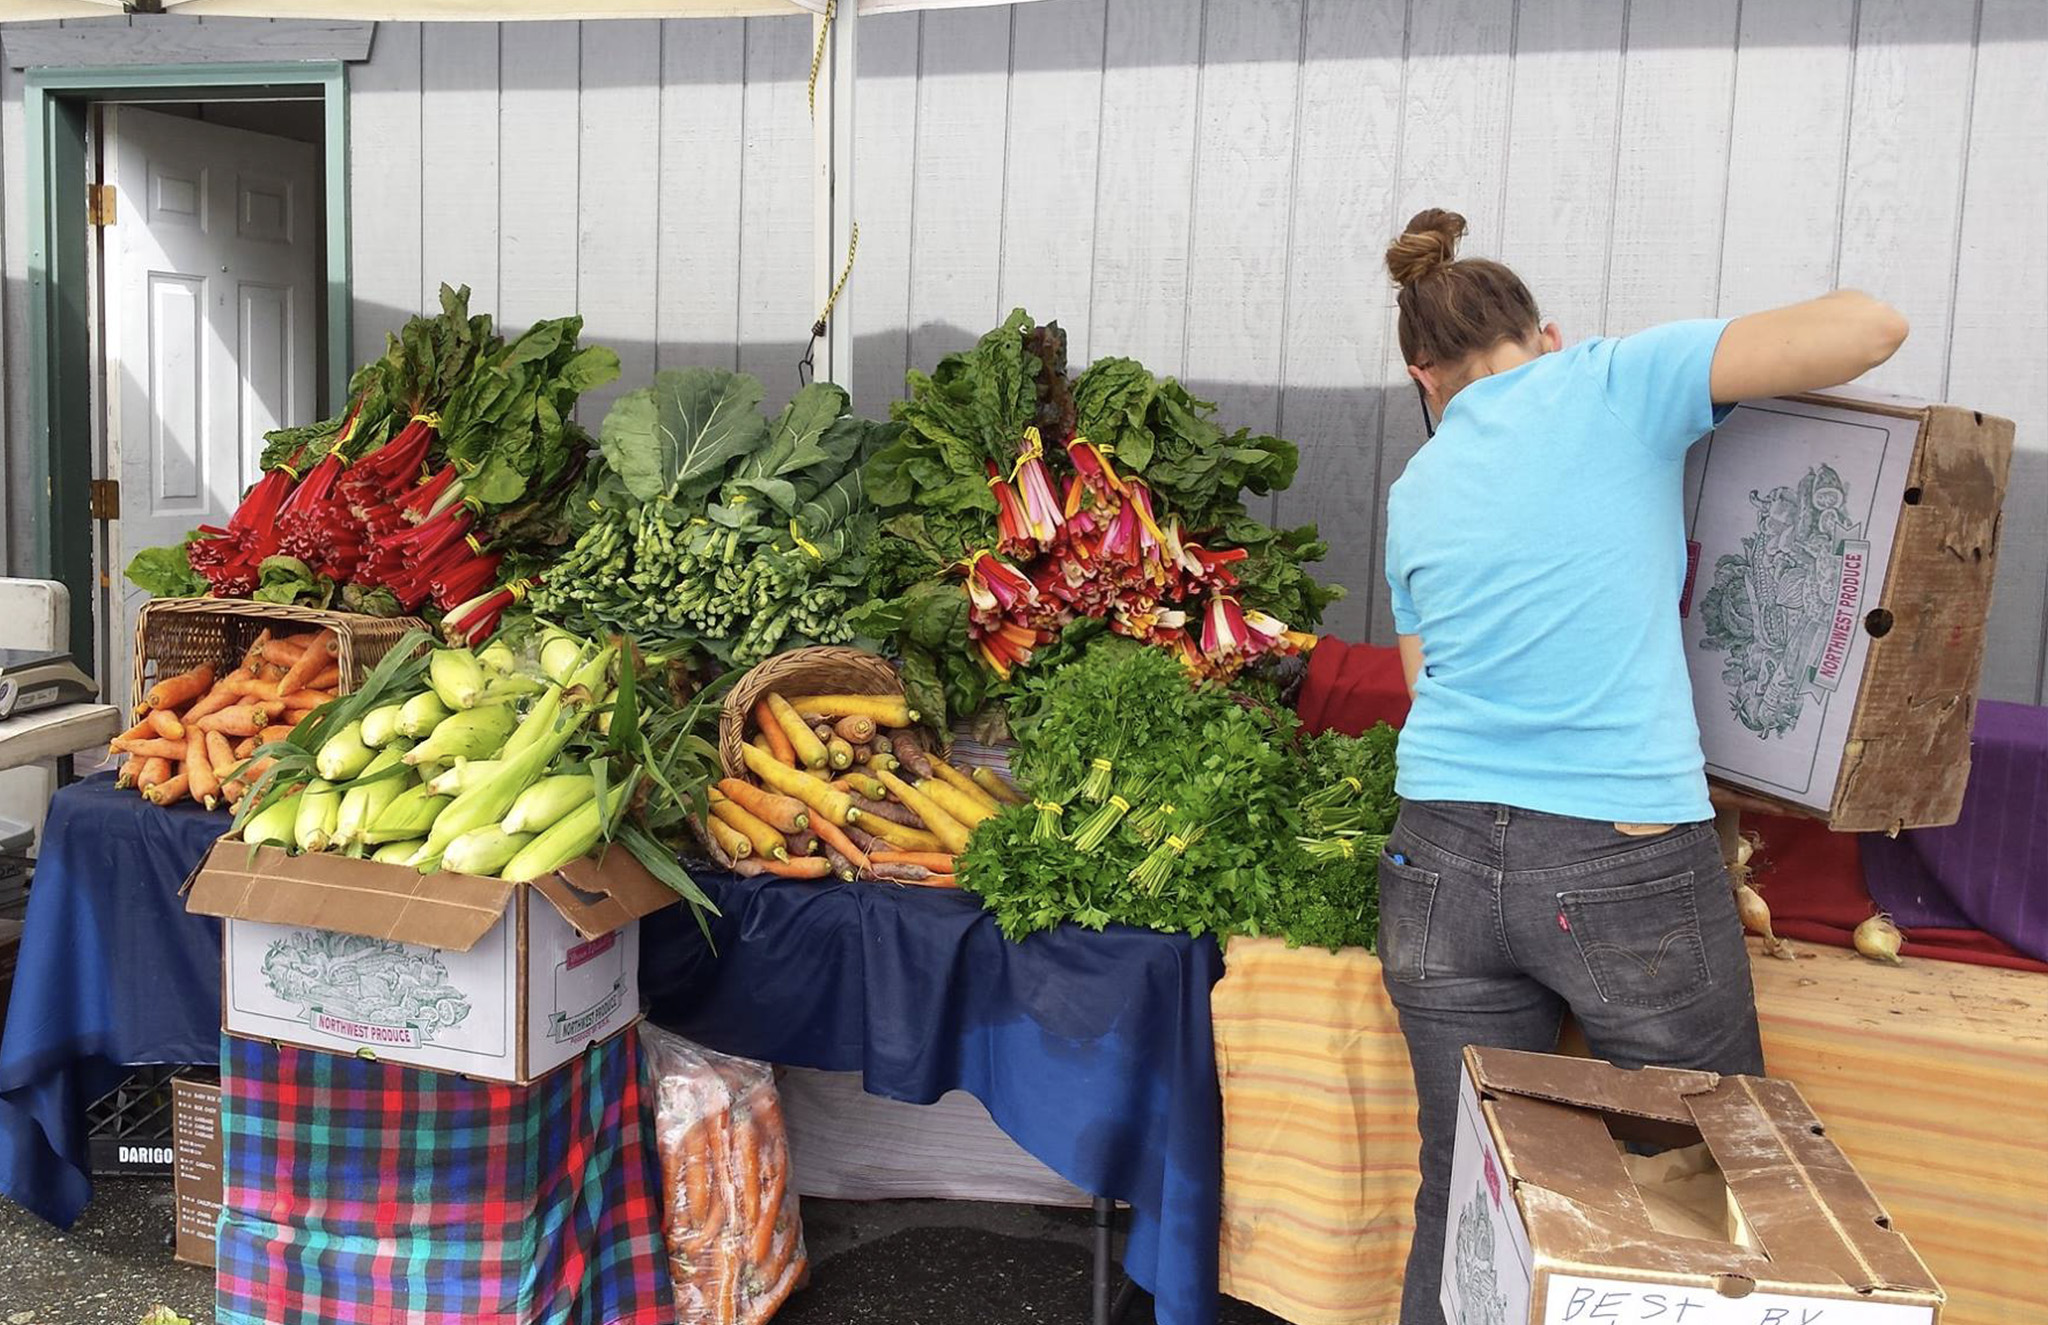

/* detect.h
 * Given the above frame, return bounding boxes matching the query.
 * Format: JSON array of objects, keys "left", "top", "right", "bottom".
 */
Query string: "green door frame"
[{"left": 23, "top": 61, "right": 351, "bottom": 666}]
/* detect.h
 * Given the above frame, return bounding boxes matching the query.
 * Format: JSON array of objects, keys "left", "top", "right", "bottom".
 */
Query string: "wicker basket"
[
  {"left": 131, "top": 598, "right": 429, "bottom": 713},
  {"left": 717, "top": 646, "right": 903, "bottom": 779}
]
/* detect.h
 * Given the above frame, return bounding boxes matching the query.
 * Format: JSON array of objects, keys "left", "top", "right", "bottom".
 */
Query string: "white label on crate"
[
  {"left": 1541, "top": 1276, "right": 1935, "bottom": 1325},
  {"left": 525, "top": 898, "right": 639, "bottom": 1079},
  {"left": 1680, "top": 399, "right": 1915, "bottom": 811}
]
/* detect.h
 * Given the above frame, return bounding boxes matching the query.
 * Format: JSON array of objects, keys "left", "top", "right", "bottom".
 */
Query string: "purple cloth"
[{"left": 1863, "top": 699, "right": 2048, "bottom": 963}]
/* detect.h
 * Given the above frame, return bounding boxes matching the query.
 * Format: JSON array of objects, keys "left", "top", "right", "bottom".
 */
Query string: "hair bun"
[{"left": 1385, "top": 208, "right": 1468, "bottom": 287}]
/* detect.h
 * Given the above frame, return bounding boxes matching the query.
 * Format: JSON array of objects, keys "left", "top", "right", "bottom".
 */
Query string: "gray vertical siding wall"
[{"left": 3, "top": 1, "right": 2045, "bottom": 703}]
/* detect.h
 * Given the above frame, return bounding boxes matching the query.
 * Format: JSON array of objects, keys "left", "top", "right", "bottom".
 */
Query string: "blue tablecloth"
[
  {"left": 641, "top": 874, "right": 1225, "bottom": 1325},
  {"left": 0, "top": 775, "right": 1229, "bottom": 1325},
  {"left": 0, "top": 774, "right": 226, "bottom": 1227}
]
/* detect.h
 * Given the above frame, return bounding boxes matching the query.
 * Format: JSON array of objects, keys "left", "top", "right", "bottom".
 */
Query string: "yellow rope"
[{"left": 807, "top": 0, "right": 838, "bottom": 120}]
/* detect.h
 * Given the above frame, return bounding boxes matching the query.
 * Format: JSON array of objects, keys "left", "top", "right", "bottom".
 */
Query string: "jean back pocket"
[
  {"left": 1557, "top": 872, "right": 1712, "bottom": 1010},
  {"left": 1377, "top": 856, "right": 1440, "bottom": 983}
]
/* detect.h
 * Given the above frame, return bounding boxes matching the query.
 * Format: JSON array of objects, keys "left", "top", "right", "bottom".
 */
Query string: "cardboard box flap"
[
  {"left": 1468, "top": 1047, "right": 1717, "bottom": 1126},
  {"left": 186, "top": 841, "right": 513, "bottom": 952},
  {"left": 1488, "top": 1095, "right": 1651, "bottom": 1224},
  {"left": 528, "top": 844, "right": 678, "bottom": 941},
  {"left": 1688, "top": 1077, "right": 1941, "bottom": 1294}
]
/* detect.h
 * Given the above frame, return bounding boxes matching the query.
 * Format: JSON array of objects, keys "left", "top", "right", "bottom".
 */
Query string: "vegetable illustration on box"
[
  {"left": 260, "top": 931, "right": 472, "bottom": 1043},
  {"left": 1696, "top": 462, "right": 1870, "bottom": 738},
  {"left": 1451, "top": 1182, "right": 1509, "bottom": 1325}
]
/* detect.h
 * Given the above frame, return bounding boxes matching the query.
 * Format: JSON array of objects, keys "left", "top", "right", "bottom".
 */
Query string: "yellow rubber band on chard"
[
  {"left": 790, "top": 521, "right": 824, "bottom": 562},
  {"left": 411, "top": 412, "right": 442, "bottom": 429},
  {"left": 1032, "top": 800, "right": 1067, "bottom": 842},
  {"left": 588, "top": 499, "right": 604, "bottom": 513},
  {"left": 1009, "top": 426, "right": 1045, "bottom": 482},
  {"left": 1082, "top": 757, "right": 1114, "bottom": 802},
  {"left": 464, "top": 533, "right": 484, "bottom": 556}
]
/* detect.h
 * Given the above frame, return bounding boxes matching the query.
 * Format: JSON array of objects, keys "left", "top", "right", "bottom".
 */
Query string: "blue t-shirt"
[{"left": 1384, "top": 319, "right": 1733, "bottom": 824}]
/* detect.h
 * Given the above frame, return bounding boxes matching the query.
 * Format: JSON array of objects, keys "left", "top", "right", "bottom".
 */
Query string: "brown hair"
[{"left": 1385, "top": 209, "right": 1541, "bottom": 371}]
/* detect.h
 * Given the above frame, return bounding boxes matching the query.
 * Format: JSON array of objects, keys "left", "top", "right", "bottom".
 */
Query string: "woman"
[{"left": 1377, "top": 209, "right": 1907, "bottom": 1325}]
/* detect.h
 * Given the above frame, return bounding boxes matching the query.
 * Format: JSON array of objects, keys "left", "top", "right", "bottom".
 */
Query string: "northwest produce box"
[
  {"left": 185, "top": 841, "right": 673, "bottom": 1084},
  {"left": 1445, "top": 1047, "right": 1943, "bottom": 1325},
  {"left": 1680, "top": 391, "right": 2011, "bottom": 831}
]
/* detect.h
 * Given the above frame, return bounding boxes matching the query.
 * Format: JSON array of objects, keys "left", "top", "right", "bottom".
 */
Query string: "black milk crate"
[{"left": 87, "top": 1066, "right": 203, "bottom": 1177}]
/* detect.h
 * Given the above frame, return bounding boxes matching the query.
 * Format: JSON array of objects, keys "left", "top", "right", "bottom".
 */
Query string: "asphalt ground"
[{"left": 1, "top": 1182, "right": 1290, "bottom": 1325}]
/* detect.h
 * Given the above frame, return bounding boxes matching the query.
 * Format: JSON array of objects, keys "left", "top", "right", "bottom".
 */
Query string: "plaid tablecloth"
[{"left": 216, "top": 1028, "right": 672, "bottom": 1325}]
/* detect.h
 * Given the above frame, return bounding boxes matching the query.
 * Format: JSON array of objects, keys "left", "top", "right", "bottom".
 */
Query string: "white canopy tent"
[{"left": 0, "top": 0, "right": 1047, "bottom": 382}]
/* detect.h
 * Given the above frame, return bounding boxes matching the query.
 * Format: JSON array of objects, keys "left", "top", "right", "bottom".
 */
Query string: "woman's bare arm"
[
  {"left": 1398, "top": 635, "right": 1425, "bottom": 700},
  {"left": 1710, "top": 290, "right": 1909, "bottom": 404}
]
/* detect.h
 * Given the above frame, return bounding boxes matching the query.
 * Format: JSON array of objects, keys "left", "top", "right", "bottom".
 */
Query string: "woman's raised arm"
[{"left": 1709, "top": 290, "right": 1909, "bottom": 404}]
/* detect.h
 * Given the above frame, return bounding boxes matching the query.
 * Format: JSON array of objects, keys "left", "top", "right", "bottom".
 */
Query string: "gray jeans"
[{"left": 1379, "top": 800, "right": 1765, "bottom": 1325}]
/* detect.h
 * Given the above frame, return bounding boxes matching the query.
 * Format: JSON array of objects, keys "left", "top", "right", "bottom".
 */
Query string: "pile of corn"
[{"left": 236, "top": 633, "right": 623, "bottom": 883}]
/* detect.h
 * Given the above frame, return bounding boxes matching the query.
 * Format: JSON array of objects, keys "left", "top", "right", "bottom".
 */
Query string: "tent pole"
[{"left": 811, "top": 0, "right": 857, "bottom": 391}]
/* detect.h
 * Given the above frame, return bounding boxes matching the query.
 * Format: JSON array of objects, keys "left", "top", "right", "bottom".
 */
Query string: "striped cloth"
[
  {"left": 215, "top": 1029, "right": 672, "bottom": 1325},
  {"left": 1213, "top": 937, "right": 2048, "bottom": 1325},
  {"left": 1212, "top": 938, "right": 1416, "bottom": 1325}
]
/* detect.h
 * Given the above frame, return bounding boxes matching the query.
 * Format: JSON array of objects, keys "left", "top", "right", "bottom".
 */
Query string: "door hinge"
[
  {"left": 87, "top": 184, "right": 116, "bottom": 228},
  {"left": 89, "top": 479, "right": 120, "bottom": 521}
]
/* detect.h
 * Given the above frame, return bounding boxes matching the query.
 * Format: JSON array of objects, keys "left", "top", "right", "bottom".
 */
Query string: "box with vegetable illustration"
[
  {"left": 1444, "top": 1047, "right": 1942, "bottom": 1325},
  {"left": 185, "top": 839, "right": 675, "bottom": 1084},
  {"left": 1679, "top": 391, "right": 2011, "bottom": 831}
]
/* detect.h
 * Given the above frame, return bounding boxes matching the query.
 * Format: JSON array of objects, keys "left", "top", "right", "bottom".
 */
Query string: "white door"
[{"left": 101, "top": 104, "right": 320, "bottom": 711}]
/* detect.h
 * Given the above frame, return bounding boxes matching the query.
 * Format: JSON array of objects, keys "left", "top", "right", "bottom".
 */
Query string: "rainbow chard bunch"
[
  {"left": 126, "top": 286, "right": 617, "bottom": 640},
  {"left": 854, "top": 311, "right": 1341, "bottom": 727}
]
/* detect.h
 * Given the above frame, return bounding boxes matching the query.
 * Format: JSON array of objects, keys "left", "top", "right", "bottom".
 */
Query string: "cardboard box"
[
  {"left": 1680, "top": 392, "right": 2011, "bottom": 831},
  {"left": 185, "top": 842, "right": 676, "bottom": 1084},
  {"left": 1445, "top": 1047, "right": 1943, "bottom": 1325},
  {"left": 172, "top": 1075, "right": 221, "bottom": 1268}
]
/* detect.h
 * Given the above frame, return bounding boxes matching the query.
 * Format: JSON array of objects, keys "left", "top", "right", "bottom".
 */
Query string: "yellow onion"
[
  {"left": 1853, "top": 912, "right": 1905, "bottom": 965},
  {"left": 1734, "top": 882, "right": 1791, "bottom": 959}
]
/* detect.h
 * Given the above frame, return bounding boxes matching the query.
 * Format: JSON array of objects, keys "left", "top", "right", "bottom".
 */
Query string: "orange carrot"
[
  {"left": 715, "top": 778, "right": 807, "bottom": 833},
  {"left": 308, "top": 665, "right": 342, "bottom": 692},
  {"left": 224, "top": 675, "right": 284, "bottom": 701},
  {"left": 136, "top": 756, "right": 172, "bottom": 792},
  {"left": 145, "top": 772, "right": 190, "bottom": 807},
  {"left": 869, "top": 850, "right": 958, "bottom": 873},
  {"left": 282, "top": 629, "right": 329, "bottom": 647},
  {"left": 232, "top": 735, "right": 259, "bottom": 760},
  {"left": 808, "top": 816, "right": 871, "bottom": 872},
  {"left": 222, "top": 779, "right": 247, "bottom": 808},
  {"left": 753, "top": 699, "right": 797, "bottom": 766},
  {"left": 186, "top": 729, "right": 221, "bottom": 809},
  {"left": 145, "top": 662, "right": 215, "bottom": 712},
  {"left": 277, "top": 629, "right": 335, "bottom": 696},
  {"left": 749, "top": 1147, "right": 788, "bottom": 1265},
  {"left": 181, "top": 675, "right": 242, "bottom": 724},
  {"left": 833, "top": 713, "right": 877, "bottom": 745},
  {"left": 733, "top": 856, "right": 833, "bottom": 880},
  {"left": 281, "top": 689, "right": 334, "bottom": 712},
  {"left": 147, "top": 708, "right": 186, "bottom": 741},
  {"left": 112, "top": 715, "right": 156, "bottom": 752},
  {"left": 258, "top": 724, "right": 296, "bottom": 745},
  {"left": 114, "top": 737, "right": 187, "bottom": 760},
  {"left": 115, "top": 756, "right": 139, "bottom": 789},
  {"left": 258, "top": 639, "right": 305, "bottom": 669},
  {"left": 206, "top": 730, "right": 238, "bottom": 775},
  {"left": 196, "top": 705, "right": 268, "bottom": 737}
]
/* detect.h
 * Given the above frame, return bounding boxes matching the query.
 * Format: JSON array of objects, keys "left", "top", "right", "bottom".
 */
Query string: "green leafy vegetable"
[{"left": 124, "top": 538, "right": 209, "bottom": 598}]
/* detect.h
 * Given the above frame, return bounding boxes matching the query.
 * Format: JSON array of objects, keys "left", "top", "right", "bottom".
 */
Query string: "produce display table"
[
  {"left": 1211, "top": 936, "right": 2048, "bottom": 1325},
  {"left": 0, "top": 774, "right": 222, "bottom": 1227},
  {"left": 639, "top": 871, "right": 1226, "bottom": 1325},
  {"left": 1, "top": 776, "right": 1229, "bottom": 1325}
]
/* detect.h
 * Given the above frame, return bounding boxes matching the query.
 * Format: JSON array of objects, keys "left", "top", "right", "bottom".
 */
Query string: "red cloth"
[
  {"left": 1297, "top": 633, "right": 1410, "bottom": 735},
  {"left": 1294, "top": 638, "right": 2048, "bottom": 975}
]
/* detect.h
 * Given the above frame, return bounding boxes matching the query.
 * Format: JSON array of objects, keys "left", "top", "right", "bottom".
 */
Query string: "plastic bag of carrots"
[{"left": 641, "top": 1024, "right": 807, "bottom": 1325}]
